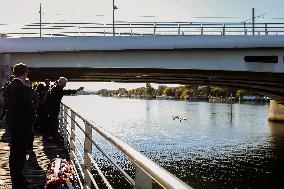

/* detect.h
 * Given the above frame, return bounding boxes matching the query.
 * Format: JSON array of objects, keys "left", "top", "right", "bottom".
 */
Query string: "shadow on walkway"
[{"left": 0, "top": 120, "right": 69, "bottom": 189}]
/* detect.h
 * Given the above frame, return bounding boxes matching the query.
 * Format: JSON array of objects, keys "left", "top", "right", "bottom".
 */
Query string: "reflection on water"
[{"left": 63, "top": 96, "right": 284, "bottom": 188}]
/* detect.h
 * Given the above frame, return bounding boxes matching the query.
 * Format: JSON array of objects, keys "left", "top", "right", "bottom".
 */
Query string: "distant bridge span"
[
  {"left": 1, "top": 35, "right": 284, "bottom": 120},
  {"left": 1, "top": 35, "right": 284, "bottom": 101}
]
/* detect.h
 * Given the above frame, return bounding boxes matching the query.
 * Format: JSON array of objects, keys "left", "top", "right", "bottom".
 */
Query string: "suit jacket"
[
  {"left": 7, "top": 78, "right": 34, "bottom": 136},
  {"left": 45, "top": 84, "right": 64, "bottom": 116}
]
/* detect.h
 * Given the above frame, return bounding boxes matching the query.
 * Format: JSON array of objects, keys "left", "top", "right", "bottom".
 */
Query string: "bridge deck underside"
[{"left": 29, "top": 67, "right": 284, "bottom": 102}]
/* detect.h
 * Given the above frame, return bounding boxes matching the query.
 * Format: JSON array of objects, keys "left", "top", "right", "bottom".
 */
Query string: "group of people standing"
[{"left": 1, "top": 63, "right": 67, "bottom": 189}]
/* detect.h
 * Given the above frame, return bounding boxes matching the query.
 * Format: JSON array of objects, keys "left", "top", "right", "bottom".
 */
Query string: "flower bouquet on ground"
[{"left": 45, "top": 156, "right": 81, "bottom": 189}]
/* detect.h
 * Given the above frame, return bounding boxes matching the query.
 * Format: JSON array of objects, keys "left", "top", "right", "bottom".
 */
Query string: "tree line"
[{"left": 96, "top": 83, "right": 251, "bottom": 100}]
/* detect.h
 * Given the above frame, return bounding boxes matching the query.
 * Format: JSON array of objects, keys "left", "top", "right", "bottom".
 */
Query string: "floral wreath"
[{"left": 45, "top": 156, "right": 81, "bottom": 189}]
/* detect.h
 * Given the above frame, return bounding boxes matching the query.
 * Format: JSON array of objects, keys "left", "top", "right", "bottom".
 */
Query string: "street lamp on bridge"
[
  {"left": 39, "top": 3, "right": 42, "bottom": 38},
  {"left": 113, "top": 0, "right": 118, "bottom": 36}
]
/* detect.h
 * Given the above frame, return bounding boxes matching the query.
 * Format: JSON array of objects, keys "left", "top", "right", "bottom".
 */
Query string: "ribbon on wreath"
[{"left": 45, "top": 156, "right": 81, "bottom": 189}]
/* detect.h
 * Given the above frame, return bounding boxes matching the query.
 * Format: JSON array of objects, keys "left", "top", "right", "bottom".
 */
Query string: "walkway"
[{"left": 0, "top": 120, "right": 69, "bottom": 189}]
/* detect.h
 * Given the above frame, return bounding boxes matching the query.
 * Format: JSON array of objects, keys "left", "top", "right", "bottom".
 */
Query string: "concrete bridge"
[{"left": 1, "top": 35, "right": 284, "bottom": 121}]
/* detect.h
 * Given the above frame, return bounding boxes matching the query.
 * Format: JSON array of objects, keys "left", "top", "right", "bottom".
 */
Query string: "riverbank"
[
  {"left": 208, "top": 96, "right": 270, "bottom": 103},
  {"left": 97, "top": 94, "right": 270, "bottom": 104}
]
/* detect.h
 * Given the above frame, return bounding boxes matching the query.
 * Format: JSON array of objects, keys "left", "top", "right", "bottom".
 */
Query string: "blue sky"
[
  {"left": 0, "top": 0, "right": 283, "bottom": 24},
  {"left": 1, "top": 0, "right": 283, "bottom": 90}
]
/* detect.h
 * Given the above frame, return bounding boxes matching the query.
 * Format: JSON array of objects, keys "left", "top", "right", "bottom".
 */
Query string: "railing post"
[
  {"left": 222, "top": 24, "right": 226, "bottom": 35},
  {"left": 59, "top": 104, "right": 64, "bottom": 131},
  {"left": 104, "top": 23, "right": 106, "bottom": 36},
  {"left": 135, "top": 166, "right": 152, "bottom": 189},
  {"left": 201, "top": 24, "right": 203, "bottom": 35},
  {"left": 252, "top": 8, "right": 255, "bottom": 35},
  {"left": 63, "top": 106, "right": 68, "bottom": 129},
  {"left": 265, "top": 23, "right": 268, "bottom": 35},
  {"left": 63, "top": 106, "right": 68, "bottom": 146},
  {"left": 78, "top": 25, "right": 80, "bottom": 37},
  {"left": 188, "top": 22, "right": 191, "bottom": 35},
  {"left": 178, "top": 23, "right": 180, "bottom": 36},
  {"left": 153, "top": 22, "right": 156, "bottom": 35},
  {"left": 84, "top": 122, "right": 93, "bottom": 188},
  {"left": 70, "top": 110, "right": 76, "bottom": 162},
  {"left": 130, "top": 23, "right": 132, "bottom": 36},
  {"left": 244, "top": 22, "right": 247, "bottom": 35}
]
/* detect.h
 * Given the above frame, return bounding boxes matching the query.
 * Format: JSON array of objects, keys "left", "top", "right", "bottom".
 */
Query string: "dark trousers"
[
  {"left": 9, "top": 134, "right": 30, "bottom": 188},
  {"left": 0, "top": 102, "right": 8, "bottom": 120},
  {"left": 0, "top": 108, "right": 7, "bottom": 120},
  {"left": 48, "top": 113, "right": 59, "bottom": 136},
  {"left": 38, "top": 105, "right": 48, "bottom": 132}
]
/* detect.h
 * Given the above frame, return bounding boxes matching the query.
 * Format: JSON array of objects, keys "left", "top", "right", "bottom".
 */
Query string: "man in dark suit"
[
  {"left": 7, "top": 63, "right": 34, "bottom": 189},
  {"left": 46, "top": 77, "right": 67, "bottom": 138}
]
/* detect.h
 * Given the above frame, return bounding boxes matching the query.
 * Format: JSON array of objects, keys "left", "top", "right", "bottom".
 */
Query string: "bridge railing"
[
  {"left": 59, "top": 103, "right": 192, "bottom": 189},
  {"left": 1, "top": 22, "right": 284, "bottom": 38}
]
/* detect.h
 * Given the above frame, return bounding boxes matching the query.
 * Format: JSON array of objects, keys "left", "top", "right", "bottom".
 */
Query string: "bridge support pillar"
[
  {"left": 268, "top": 100, "right": 284, "bottom": 122},
  {"left": 0, "top": 54, "right": 12, "bottom": 87}
]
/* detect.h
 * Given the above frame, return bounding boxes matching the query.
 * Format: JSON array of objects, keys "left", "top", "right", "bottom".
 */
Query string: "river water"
[{"left": 62, "top": 95, "right": 284, "bottom": 189}]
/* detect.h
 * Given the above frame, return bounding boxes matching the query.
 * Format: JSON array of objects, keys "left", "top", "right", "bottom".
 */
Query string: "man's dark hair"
[{"left": 13, "top": 63, "right": 28, "bottom": 77}]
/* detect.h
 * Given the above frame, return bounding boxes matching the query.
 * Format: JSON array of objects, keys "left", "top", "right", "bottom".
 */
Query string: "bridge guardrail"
[
  {"left": 1, "top": 22, "right": 284, "bottom": 38},
  {"left": 59, "top": 103, "right": 193, "bottom": 189}
]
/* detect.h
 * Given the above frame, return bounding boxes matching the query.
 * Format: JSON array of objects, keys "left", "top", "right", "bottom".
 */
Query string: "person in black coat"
[
  {"left": 24, "top": 78, "right": 39, "bottom": 153},
  {"left": 7, "top": 63, "right": 34, "bottom": 189},
  {"left": 0, "top": 75, "right": 15, "bottom": 120},
  {"left": 35, "top": 83, "right": 47, "bottom": 132},
  {"left": 45, "top": 77, "right": 67, "bottom": 138}
]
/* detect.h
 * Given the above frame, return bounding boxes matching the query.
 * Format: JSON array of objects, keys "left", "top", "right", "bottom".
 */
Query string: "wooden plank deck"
[{"left": 0, "top": 120, "right": 69, "bottom": 189}]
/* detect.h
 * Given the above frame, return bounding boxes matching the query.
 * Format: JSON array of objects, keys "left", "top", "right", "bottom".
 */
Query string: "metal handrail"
[
  {"left": 86, "top": 169, "right": 100, "bottom": 189},
  {"left": 71, "top": 150, "right": 84, "bottom": 179},
  {"left": 87, "top": 153, "right": 114, "bottom": 189},
  {"left": 61, "top": 108, "right": 135, "bottom": 186},
  {"left": 2, "top": 21, "right": 284, "bottom": 37},
  {"left": 59, "top": 103, "right": 192, "bottom": 189},
  {"left": 70, "top": 159, "right": 84, "bottom": 188}
]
